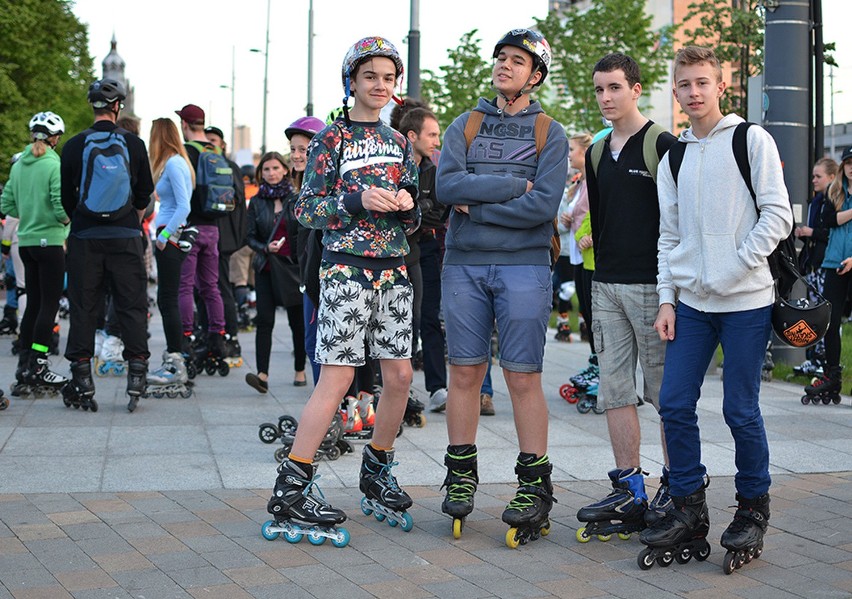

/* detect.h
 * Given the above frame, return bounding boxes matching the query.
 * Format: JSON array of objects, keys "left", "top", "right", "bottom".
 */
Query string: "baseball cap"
[
  {"left": 175, "top": 104, "right": 205, "bottom": 125},
  {"left": 204, "top": 126, "right": 225, "bottom": 140},
  {"left": 841, "top": 146, "right": 852, "bottom": 163}
]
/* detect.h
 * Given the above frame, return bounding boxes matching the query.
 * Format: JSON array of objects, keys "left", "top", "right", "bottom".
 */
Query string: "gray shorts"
[
  {"left": 591, "top": 282, "right": 664, "bottom": 410},
  {"left": 314, "top": 279, "right": 413, "bottom": 366}
]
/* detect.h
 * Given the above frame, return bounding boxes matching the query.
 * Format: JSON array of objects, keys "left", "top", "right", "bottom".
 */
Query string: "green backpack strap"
[
  {"left": 590, "top": 137, "right": 606, "bottom": 178},
  {"left": 641, "top": 122, "right": 668, "bottom": 184}
]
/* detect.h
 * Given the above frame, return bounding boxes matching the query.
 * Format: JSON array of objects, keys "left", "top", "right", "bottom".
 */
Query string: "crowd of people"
[{"left": 0, "top": 27, "right": 845, "bottom": 571}]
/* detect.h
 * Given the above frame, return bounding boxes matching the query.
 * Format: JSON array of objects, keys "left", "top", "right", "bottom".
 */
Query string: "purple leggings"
[{"left": 179, "top": 224, "right": 225, "bottom": 332}]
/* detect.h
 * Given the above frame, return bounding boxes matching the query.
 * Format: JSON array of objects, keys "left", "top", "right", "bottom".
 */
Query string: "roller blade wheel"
[
  {"left": 0, "top": 395, "right": 8, "bottom": 410},
  {"left": 258, "top": 423, "right": 280, "bottom": 444}
]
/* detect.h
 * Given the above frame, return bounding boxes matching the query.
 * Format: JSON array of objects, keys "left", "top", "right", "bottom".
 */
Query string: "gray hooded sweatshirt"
[{"left": 656, "top": 114, "right": 793, "bottom": 313}]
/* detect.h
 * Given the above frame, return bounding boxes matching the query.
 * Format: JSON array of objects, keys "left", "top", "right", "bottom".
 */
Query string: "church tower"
[{"left": 102, "top": 34, "right": 135, "bottom": 115}]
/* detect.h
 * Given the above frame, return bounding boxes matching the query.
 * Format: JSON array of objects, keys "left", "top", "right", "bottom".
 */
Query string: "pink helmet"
[{"left": 285, "top": 116, "right": 326, "bottom": 141}]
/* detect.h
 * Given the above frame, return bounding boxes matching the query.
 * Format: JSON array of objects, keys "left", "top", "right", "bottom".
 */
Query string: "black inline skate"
[
  {"left": 720, "top": 493, "right": 769, "bottom": 575},
  {"left": 126, "top": 358, "right": 148, "bottom": 412},
  {"left": 0, "top": 389, "right": 7, "bottom": 410},
  {"left": 576, "top": 467, "right": 647, "bottom": 543},
  {"left": 786, "top": 357, "right": 824, "bottom": 381},
  {"left": 503, "top": 453, "right": 556, "bottom": 548},
  {"left": 644, "top": 467, "right": 673, "bottom": 526},
  {"left": 262, "top": 460, "right": 350, "bottom": 547},
  {"left": 441, "top": 444, "right": 478, "bottom": 539},
  {"left": 13, "top": 350, "right": 68, "bottom": 398},
  {"left": 61, "top": 359, "right": 98, "bottom": 412},
  {"left": 263, "top": 412, "right": 351, "bottom": 463},
  {"left": 359, "top": 445, "right": 414, "bottom": 531},
  {"left": 801, "top": 365, "right": 842, "bottom": 405},
  {"left": 403, "top": 389, "right": 426, "bottom": 427},
  {"left": 637, "top": 485, "right": 711, "bottom": 570},
  {"left": 223, "top": 334, "right": 243, "bottom": 368},
  {"left": 0, "top": 304, "right": 18, "bottom": 336},
  {"left": 200, "top": 330, "right": 230, "bottom": 376},
  {"left": 10, "top": 348, "right": 31, "bottom": 397}
]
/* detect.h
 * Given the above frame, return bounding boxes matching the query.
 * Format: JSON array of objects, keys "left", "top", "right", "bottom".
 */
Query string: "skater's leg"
[
  {"left": 65, "top": 237, "right": 106, "bottom": 362},
  {"left": 285, "top": 303, "right": 306, "bottom": 383},
  {"left": 154, "top": 239, "right": 188, "bottom": 354},
  {"left": 107, "top": 238, "right": 150, "bottom": 362},
  {"left": 658, "top": 303, "right": 718, "bottom": 497},
  {"left": 504, "top": 371, "right": 548, "bottom": 456},
  {"left": 252, "top": 270, "right": 276, "bottom": 378},
  {"left": 717, "top": 307, "right": 772, "bottom": 498},
  {"left": 372, "top": 359, "right": 412, "bottom": 448},
  {"left": 289, "top": 365, "right": 354, "bottom": 459}
]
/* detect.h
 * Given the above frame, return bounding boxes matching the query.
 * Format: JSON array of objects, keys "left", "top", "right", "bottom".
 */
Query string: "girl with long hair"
[
  {"left": 1, "top": 112, "right": 69, "bottom": 397},
  {"left": 147, "top": 118, "right": 194, "bottom": 392},
  {"left": 245, "top": 151, "right": 306, "bottom": 393}
]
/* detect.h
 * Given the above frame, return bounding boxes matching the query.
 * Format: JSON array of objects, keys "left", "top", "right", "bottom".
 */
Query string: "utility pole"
[
  {"left": 261, "top": 0, "right": 270, "bottom": 154},
  {"left": 407, "top": 0, "right": 421, "bottom": 99},
  {"left": 764, "top": 0, "right": 810, "bottom": 365},
  {"left": 306, "top": 0, "right": 314, "bottom": 116},
  {"left": 813, "top": 0, "right": 824, "bottom": 161},
  {"left": 230, "top": 46, "right": 235, "bottom": 151}
]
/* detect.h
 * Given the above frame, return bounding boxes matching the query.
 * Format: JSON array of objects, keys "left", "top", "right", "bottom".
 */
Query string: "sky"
[{"left": 71, "top": 0, "right": 852, "bottom": 157}]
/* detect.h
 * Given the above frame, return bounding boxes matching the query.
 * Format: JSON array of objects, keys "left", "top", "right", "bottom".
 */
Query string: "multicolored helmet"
[
  {"left": 28, "top": 111, "right": 65, "bottom": 139},
  {"left": 285, "top": 116, "right": 326, "bottom": 141},
  {"left": 341, "top": 36, "right": 404, "bottom": 91},
  {"left": 493, "top": 29, "right": 552, "bottom": 86}
]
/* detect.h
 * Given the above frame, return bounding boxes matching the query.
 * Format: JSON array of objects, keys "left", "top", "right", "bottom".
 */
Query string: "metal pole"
[
  {"left": 830, "top": 66, "right": 836, "bottom": 157},
  {"left": 306, "top": 0, "right": 314, "bottom": 116},
  {"left": 230, "top": 46, "right": 236, "bottom": 154},
  {"left": 813, "top": 0, "right": 824, "bottom": 160},
  {"left": 407, "top": 0, "right": 421, "bottom": 99},
  {"left": 261, "top": 0, "right": 270, "bottom": 155},
  {"left": 764, "top": 0, "right": 810, "bottom": 365}
]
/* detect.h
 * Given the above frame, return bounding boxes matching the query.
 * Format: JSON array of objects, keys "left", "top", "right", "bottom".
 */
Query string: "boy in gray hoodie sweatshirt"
[
  {"left": 640, "top": 46, "right": 793, "bottom": 574},
  {"left": 436, "top": 29, "right": 568, "bottom": 547}
]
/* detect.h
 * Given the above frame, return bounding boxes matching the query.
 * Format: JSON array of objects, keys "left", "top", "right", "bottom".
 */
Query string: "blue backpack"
[
  {"left": 187, "top": 141, "right": 235, "bottom": 218},
  {"left": 78, "top": 128, "right": 133, "bottom": 221}
]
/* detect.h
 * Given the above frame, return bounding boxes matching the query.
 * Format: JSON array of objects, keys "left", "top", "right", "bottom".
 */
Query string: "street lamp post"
[
  {"left": 219, "top": 46, "right": 236, "bottom": 156},
  {"left": 306, "top": 0, "right": 314, "bottom": 116},
  {"left": 251, "top": 0, "right": 271, "bottom": 155}
]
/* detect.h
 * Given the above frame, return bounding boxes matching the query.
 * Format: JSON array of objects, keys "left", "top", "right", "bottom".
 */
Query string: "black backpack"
[{"left": 667, "top": 122, "right": 799, "bottom": 298}]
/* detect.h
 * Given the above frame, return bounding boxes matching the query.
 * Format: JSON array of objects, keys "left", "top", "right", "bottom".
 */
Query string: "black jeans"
[
  {"left": 822, "top": 268, "right": 852, "bottom": 367},
  {"left": 155, "top": 241, "right": 188, "bottom": 354},
  {"left": 19, "top": 245, "right": 65, "bottom": 352},
  {"left": 576, "top": 264, "right": 596, "bottom": 354},
  {"left": 419, "top": 235, "right": 447, "bottom": 392},
  {"left": 218, "top": 250, "right": 239, "bottom": 337},
  {"left": 254, "top": 269, "right": 306, "bottom": 374},
  {"left": 65, "top": 236, "right": 149, "bottom": 362}
]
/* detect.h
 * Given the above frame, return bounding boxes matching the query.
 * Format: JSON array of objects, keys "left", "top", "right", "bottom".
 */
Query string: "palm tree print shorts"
[{"left": 314, "top": 278, "right": 413, "bottom": 366}]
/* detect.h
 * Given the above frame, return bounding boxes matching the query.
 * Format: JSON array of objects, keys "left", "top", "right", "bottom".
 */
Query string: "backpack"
[
  {"left": 462, "top": 110, "right": 561, "bottom": 266},
  {"left": 78, "top": 128, "right": 133, "bottom": 221},
  {"left": 187, "top": 141, "right": 236, "bottom": 218},
  {"left": 589, "top": 122, "right": 669, "bottom": 183},
  {"left": 667, "top": 121, "right": 799, "bottom": 297}
]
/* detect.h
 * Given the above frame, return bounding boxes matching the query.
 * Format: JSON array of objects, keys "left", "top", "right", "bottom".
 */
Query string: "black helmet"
[
  {"left": 493, "top": 29, "right": 552, "bottom": 86},
  {"left": 771, "top": 293, "right": 831, "bottom": 348},
  {"left": 88, "top": 78, "right": 126, "bottom": 107}
]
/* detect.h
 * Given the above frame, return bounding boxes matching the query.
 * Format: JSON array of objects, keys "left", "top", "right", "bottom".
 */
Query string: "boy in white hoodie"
[{"left": 639, "top": 47, "right": 792, "bottom": 572}]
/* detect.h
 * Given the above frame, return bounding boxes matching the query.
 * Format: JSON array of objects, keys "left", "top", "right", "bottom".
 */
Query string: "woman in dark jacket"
[{"left": 245, "top": 151, "right": 306, "bottom": 392}]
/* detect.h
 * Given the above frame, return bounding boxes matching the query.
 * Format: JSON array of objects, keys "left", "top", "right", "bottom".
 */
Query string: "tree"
[
  {"left": 0, "top": 0, "right": 94, "bottom": 184},
  {"left": 420, "top": 29, "right": 493, "bottom": 132},
  {"left": 535, "top": 0, "right": 676, "bottom": 133},
  {"left": 680, "top": 0, "right": 765, "bottom": 119}
]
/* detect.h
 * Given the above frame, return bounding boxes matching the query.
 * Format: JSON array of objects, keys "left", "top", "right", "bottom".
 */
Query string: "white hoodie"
[{"left": 656, "top": 114, "right": 793, "bottom": 313}]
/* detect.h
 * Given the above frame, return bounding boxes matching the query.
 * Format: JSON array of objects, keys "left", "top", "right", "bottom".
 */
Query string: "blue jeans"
[{"left": 659, "top": 302, "right": 772, "bottom": 498}]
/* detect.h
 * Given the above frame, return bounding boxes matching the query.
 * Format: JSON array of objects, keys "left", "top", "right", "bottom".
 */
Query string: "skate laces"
[
  {"left": 444, "top": 468, "right": 476, "bottom": 502},
  {"left": 301, "top": 474, "right": 332, "bottom": 507},
  {"left": 375, "top": 460, "right": 402, "bottom": 492}
]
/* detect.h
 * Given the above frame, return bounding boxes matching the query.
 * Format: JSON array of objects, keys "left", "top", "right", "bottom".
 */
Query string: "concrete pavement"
[{"left": 0, "top": 312, "right": 851, "bottom": 598}]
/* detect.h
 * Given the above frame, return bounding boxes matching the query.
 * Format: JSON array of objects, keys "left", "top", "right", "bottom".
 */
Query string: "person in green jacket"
[{"left": 0, "top": 111, "right": 70, "bottom": 397}]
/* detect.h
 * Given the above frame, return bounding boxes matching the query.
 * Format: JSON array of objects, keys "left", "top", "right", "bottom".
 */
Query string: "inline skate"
[
  {"left": 559, "top": 356, "right": 598, "bottom": 405},
  {"left": 637, "top": 485, "right": 711, "bottom": 570},
  {"left": 359, "top": 445, "right": 414, "bottom": 532},
  {"left": 262, "top": 460, "right": 350, "bottom": 547},
  {"left": 10, "top": 348, "right": 31, "bottom": 397},
  {"left": 576, "top": 467, "right": 647, "bottom": 543},
  {"left": 223, "top": 334, "right": 243, "bottom": 368},
  {"left": 441, "top": 444, "right": 478, "bottom": 539},
  {"left": 644, "top": 467, "right": 673, "bottom": 526},
  {"left": 801, "top": 366, "right": 842, "bottom": 405},
  {"left": 554, "top": 316, "right": 572, "bottom": 342},
  {"left": 95, "top": 334, "right": 126, "bottom": 376},
  {"left": 126, "top": 358, "right": 148, "bottom": 412},
  {"left": 720, "top": 493, "right": 769, "bottom": 575},
  {"left": 786, "top": 357, "right": 824, "bottom": 381},
  {"left": 0, "top": 304, "right": 18, "bottom": 335},
  {"left": 61, "top": 359, "right": 98, "bottom": 412},
  {"left": 146, "top": 352, "right": 193, "bottom": 399},
  {"left": 265, "top": 413, "right": 351, "bottom": 463},
  {"left": 0, "top": 389, "right": 7, "bottom": 410},
  {"left": 12, "top": 350, "right": 68, "bottom": 398},
  {"left": 761, "top": 340, "right": 774, "bottom": 382},
  {"left": 403, "top": 389, "right": 426, "bottom": 427},
  {"left": 198, "top": 331, "right": 230, "bottom": 377},
  {"left": 503, "top": 453, "right": 556, "bottom": 548},
  {"left": 576, "top": 383, "right": 604, "bottom": 414}
]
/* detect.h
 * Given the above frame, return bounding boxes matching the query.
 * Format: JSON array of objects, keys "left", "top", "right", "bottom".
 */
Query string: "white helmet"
[{"left": 28, "top": 111, "right": 65, "bottom": 140}]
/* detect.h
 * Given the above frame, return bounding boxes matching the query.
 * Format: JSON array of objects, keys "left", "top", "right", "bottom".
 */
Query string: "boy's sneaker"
[
  {"left": 428, "top": 388, "right": 447, "bottom": 413},
  {"left": 480, "top": 393, "right": 495, "bottom": 416}
]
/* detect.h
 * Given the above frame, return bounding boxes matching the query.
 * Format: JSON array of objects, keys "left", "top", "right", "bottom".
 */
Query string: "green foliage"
[
  {"left": 535, "top": 0, "right": 676, "bottom": 133},
  {"left": 823, "top": 42, "right": 838, "bottom": 68},
  {"left": 0, "top": 0, "right": 94, "bottom": 184},
  {"left": 420, "top": 29, "right": 493, "bottom": 132},
  {"left": 680, "top": 0, "right": 765, "bottom": 119}
]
